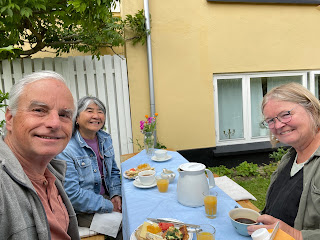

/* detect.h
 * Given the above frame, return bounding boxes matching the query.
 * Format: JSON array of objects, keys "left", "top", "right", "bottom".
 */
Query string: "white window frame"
[
  {"left": 310, "top": 71, "right": 320, "bottom": 95},
  {"left": 111, "top": 0, "right": 120, "bottom": 13},
  {"left": 213, "top": 70, "right": 310, "bottom": 146}
]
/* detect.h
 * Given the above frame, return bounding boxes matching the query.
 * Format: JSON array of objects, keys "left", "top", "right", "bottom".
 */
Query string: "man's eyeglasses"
[{"left": 261, "top": 107, "right": 296, "bottom": 129}]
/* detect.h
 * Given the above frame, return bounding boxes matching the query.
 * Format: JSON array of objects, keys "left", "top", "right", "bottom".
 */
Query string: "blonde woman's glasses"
[{"left": 261, "top": 107, "right": 296, "bottom": 129}]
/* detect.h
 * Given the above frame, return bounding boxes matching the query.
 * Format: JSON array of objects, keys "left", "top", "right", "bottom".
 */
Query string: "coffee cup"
[
  {"left": 155, "top": 149, "right": 168, "bottom": 160},
  {"left": 135, "top": 170, "right": 156, "bottom": 185},
  {"left": 229, "top": 208, "right": 260, "bottom": 236}
]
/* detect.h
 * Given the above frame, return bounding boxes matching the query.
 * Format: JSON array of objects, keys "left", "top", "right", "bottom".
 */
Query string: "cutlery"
[
  {"left": 269, "top": 221, "right": 280, "bottom": 240},
  {"left": 147, "top": 218, "right": 200, "bottom": 229}
]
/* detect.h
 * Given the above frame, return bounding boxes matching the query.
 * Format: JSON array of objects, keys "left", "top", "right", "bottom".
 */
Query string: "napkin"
[
  {"left": 90, "top": 212, "right": 122, "bottom": 238},
  {"left": 214, "top": 176, "right": 257, "bottom": 201}
]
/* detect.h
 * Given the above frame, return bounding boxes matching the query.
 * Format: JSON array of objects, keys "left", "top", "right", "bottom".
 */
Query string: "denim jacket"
[{"left": 56, "top": 130, "right": 121, "bottom": 214}]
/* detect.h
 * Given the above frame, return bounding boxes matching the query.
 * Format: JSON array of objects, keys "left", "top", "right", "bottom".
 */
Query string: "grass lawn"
[
  {"left": 209, "top": 160, "right": 280, "bottom": 211},
  {"left": 234, "top": 176, "right": 271, "bottom": 210}
]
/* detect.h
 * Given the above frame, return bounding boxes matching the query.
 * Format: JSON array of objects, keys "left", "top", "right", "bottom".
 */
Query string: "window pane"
[
  {"left": 218, "top": 78, "right": 243, "bottom": 140},
  {"left": 315, "top": 74, "right": 320, "bottom": 100},
  {"left": 250, "top": 78, "right": 266, "bottom": 137},
  {"left": 265, "top": 75, "right": 302, "bottom": 92},
  {"left": 250, "top": 75, "right": 302, "bottom": 137}
]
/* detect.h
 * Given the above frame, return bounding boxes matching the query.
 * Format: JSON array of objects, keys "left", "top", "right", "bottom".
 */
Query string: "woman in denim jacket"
[{"left": 56, "top": 96, "right": 122, "bottom": 232}]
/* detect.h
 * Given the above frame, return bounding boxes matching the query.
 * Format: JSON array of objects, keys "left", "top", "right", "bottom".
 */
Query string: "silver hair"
[
  {"left": 9, "top": 71, "right": 70, "bottom": 115},
  {"left": 3, "top": 71, "right": 77, "bottom": 135},
  {"left": 73, "top": 96, "right": 106, "bottom": 134}
]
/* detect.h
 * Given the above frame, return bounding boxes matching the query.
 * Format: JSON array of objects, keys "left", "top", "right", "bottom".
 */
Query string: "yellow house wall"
[{"left": 122, "top": 1, "right": 320, "bottom": 151}]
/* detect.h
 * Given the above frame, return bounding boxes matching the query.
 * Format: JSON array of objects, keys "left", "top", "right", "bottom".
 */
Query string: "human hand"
[
  {"left": 111, "top": 196, "right": 122, "bottom": 213},
  {"left": 247, "top": 214, "right": 302, "bottom": 240}
]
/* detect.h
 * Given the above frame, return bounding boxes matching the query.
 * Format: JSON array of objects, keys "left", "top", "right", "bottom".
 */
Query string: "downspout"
[{"left": 144, "top": 0, "right": 157, "bottom": 142}]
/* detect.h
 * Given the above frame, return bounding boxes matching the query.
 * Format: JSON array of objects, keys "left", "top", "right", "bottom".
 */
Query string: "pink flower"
[
  {"left": 140, "top": 121, "right": 145, "bottom": 130},
  {"left": 140, "top": 114, "right": 158, "bottom": 133}
]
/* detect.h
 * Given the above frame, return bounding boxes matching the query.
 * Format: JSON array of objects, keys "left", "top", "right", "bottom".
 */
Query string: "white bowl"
[
  {"left": 161, "top": 171, "right": 175, "bottom": 183},
  {"left": 229, "top": 208, "right": 260, "bottom": 236}
]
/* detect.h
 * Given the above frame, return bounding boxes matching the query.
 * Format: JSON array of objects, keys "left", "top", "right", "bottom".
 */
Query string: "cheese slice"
[
  {"left": 140, "top": 222, "right": 151, "bottom": 239},
  {"left": 267, "top": 229, "right": 295, "bottom": 240}
]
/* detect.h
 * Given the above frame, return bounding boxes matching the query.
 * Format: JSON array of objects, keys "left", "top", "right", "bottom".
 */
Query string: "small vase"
[{"left": 144, "top": 131, "right": 155, "bottom": 157}]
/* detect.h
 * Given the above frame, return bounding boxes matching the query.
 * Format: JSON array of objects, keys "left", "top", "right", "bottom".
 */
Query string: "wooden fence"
[{"left": 0, "top": 55, "right": 133, "bottom": 167}]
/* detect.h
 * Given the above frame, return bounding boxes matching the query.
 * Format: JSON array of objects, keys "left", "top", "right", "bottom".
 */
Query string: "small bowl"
[
  {"left": 229, "top": 208, "right": 260, "bottom": 236},
  {"left": 161, "top": 169, "right": 176, "bottom": 183}
]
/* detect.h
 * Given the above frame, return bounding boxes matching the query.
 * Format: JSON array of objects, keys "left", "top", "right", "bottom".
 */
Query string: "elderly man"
[{"left": 0, "top": 71, "right": 80, "bottom": 239}]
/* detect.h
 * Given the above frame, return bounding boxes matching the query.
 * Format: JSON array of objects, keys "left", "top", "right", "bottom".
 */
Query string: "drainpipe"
[{"left": 144, "top": 0, "right": 157, "bottom": 142}]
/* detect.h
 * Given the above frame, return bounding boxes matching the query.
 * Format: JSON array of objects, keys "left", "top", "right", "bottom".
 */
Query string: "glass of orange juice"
[
  {"left": 196, "top": 224, "right": 216, "bottom": 240},
  {"left": 203, "top": 191, "right": 218, "bottom": 219},
  {"left": 156, "top": 175, "right": 169, "bottom": 193}
]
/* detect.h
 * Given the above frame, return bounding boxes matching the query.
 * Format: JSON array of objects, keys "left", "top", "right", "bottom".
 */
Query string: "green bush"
[
  {"left": 261, "top": 161, "right": 279, "bottom": 176},
  {"left": 269, "top": 147, "right": 289, "bottom": 162},
  {"left": 0, "top": 90, "right": 9, "bottom": 134},
  {"left": 235, "top": 161, "right": 259, "bottom": 177},
  {"left": 210, "top": 165, "right": 233, "bottom": 178}
]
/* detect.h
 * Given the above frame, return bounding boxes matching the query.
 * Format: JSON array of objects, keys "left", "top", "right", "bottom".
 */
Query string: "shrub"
[
  {"left": 235, "top": 161, "right": 259, "bottom": 177},
  {"left": 269, "top": 147, "right": 289, "bottom": 162},
  {"left": 0, "top": 90, "right": 9, "bottom": 134},
  {"left": 210, "top": 165, "right": 233, "bottom": 178}
]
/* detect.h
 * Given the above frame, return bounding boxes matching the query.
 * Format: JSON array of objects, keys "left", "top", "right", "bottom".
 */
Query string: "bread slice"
[
  {"left": 146, "top": 232, "right": 165, "bottom": 240},
  {"left": 135, "top": 222, "right": 151, "bottom": 240}
]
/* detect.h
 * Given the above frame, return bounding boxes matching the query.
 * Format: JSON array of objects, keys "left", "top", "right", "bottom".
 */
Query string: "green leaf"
[
  {"left": 21, "top": 7, "right": 32, "bottom": 17},
  {"left": 0, "top": 0, "right": 147, "bottom": 60},
  {"left": 1, "top": 6, "right": 7, "bottom": 14},
  {"left": 6, "top": 8, "right": 13, "bottom": 17}
]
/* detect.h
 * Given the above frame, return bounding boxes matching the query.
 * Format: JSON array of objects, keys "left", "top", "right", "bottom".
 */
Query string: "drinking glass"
[
  {"left": 203, "top": 191, "right": 218, "bottom": 219},
  {"left": 156, "top": 175, "right": 169, "bottom": 193},
  {"left": 196, "top": 224, "right": 216, "bottom": 240}
]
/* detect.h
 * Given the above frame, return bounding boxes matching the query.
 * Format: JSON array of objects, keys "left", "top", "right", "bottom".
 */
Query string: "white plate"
[
  {"left": 151, "top": 155, "right": 172, "bottom": 162},
  {"left": 133, "top": 179, "right": 157, "bottom": 189},
  {"left": 130, "top": 218, "right": 193, "bottom": 240},
  {"left": 123, "top": 172, "right": 135, "bottom": 180}
]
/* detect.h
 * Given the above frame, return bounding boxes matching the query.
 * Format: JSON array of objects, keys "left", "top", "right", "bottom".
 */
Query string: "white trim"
[
  {"left": 243, "top": 76, "right": 250, "bottom": 140},
  {"left": 213, "top": 70, "right": 319, "bottom": 146},
  {"left": 310, "top": 71, "right": 320, "bottom": 95}
]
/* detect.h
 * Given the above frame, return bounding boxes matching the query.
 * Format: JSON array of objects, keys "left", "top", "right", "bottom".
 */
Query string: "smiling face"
[
  {"left": 76, "top": 102, "right": 106, "bottom": 139},
  {"left": 263, "top": 99, "right": 316, "bottom": 150},
  {"left": 4, "top": 78, "right": 75, "bottom": 168}
]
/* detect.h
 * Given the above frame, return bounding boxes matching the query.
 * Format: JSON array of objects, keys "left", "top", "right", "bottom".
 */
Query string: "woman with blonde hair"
[{"left": 248, "top": 82, "right": 320, "bottom": 240}]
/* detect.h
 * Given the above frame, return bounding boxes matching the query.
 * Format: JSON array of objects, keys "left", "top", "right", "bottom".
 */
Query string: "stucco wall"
[{"left": 123, "top": 1, "right": 320, "bottom": 151}]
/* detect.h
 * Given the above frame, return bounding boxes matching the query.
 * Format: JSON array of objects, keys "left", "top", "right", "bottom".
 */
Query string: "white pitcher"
[{"left": 177, "top": 162, "right": 215, "bottom": 207}]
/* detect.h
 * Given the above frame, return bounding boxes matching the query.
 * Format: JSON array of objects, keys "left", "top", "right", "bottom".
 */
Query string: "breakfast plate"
[
  {"left": 130, "top": 218, "right": 193, "bottom": 240},
  {"left": 124, "top": 163, "right": 155, "bottom": 179},
  {"left": 151, "top": 155, "right": 172, "bottom": 162},
  {"left": 133, "top": 179, "right": 157, "bottom": 189},
  {"left": 123, "top": 172, "right": 135, "bottom": 180}
]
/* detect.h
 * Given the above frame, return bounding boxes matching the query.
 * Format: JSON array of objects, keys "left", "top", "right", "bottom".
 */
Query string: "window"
[
  {"left": 213, "top": 71, "right": 312, "bottom": 146},
  {"left": 310, "top": 71, "right": 320, "bottom": 100},
  {"left": 207, "top": 0, "right": 320, "bottom": 4}
]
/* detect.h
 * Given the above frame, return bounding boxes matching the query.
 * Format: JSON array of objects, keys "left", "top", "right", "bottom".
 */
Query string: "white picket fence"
[{"left": 0, "top": 55, "right": 133, "bottom": 167}]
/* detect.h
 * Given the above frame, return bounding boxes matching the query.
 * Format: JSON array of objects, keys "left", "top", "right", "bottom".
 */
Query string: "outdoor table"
[{"left": 121, "top": 150, "right": 254, "bottom": 240}]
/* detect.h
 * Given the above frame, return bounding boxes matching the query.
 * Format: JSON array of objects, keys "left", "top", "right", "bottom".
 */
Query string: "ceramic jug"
[{"left": 177, "top": 162, "right": 215, "bottom": 207}]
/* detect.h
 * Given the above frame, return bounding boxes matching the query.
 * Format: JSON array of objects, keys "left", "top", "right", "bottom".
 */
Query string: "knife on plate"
[
  {"left": 147, "top": 218, "right": 200, "bottom": 229},
  {"left": 269, "top": 221, "right": 280, "bottom": 240}
]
